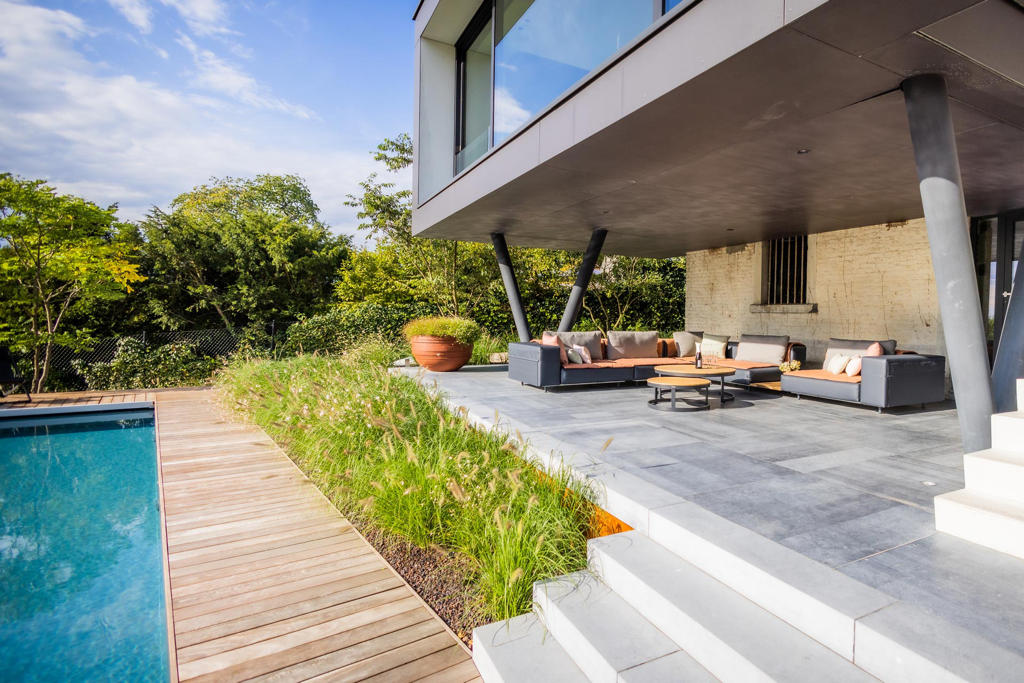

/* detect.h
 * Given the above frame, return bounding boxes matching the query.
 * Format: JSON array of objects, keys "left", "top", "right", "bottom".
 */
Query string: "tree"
[
  {"left": 0, "top": 174, "right": 144, "bottom": 392},
  {"left": 139, "top": 174, "right": 350, "bottom": 330},
  {"left": 344, "top": 135, "right": 496, "bottom": 317}
]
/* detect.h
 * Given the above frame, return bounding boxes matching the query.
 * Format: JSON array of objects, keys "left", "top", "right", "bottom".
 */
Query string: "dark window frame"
[
  {"left": 764, "top": 235, "right": 809, "bottom": 306},
  {"left": 454, "top": 0, "right": 494, "bottom": 174},
  {"left": 971, "top": 208, "right": 1024, "bottom": 357}
]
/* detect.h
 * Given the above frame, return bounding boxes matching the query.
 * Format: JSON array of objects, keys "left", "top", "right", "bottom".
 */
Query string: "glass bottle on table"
[{"left": 695, "top": 343, "right": 703, "bottom": 369}]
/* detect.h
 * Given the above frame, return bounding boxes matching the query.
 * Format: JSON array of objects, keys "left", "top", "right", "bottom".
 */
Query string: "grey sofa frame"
[
  {"left": 780, "top": 354, "right": 947, "bottom": 412},
  {"left": 508, "top": 339, "right": 806, "bottom": 390}
]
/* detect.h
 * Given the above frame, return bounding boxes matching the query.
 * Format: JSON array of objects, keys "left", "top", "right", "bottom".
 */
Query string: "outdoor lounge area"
[{"left": 408, "top": 365, "right": 1024, "bottom": 680}]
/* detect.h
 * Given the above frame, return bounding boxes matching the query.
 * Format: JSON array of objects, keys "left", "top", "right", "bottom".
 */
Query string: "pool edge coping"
[{"left": 0, "top": 401, "right": 155, "bottom": 418}]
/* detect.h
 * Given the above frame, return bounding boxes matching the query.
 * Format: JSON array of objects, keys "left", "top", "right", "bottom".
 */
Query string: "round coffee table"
[
  {"left": 647, "top": 376, "right": 712, "bottom": 412},
  {"left": 653, "top": 365, "right": 736, "bottom": 404}
]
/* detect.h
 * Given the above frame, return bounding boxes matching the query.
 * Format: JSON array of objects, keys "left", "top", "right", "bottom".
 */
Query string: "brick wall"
[{"left": 684, "top": 219, "right": 947, "bottom": 367}]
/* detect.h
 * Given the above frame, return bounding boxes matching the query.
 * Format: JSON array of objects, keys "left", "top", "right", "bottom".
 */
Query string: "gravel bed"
[{"left": 362, "top": 526, "right": 485, "bottom": 649}]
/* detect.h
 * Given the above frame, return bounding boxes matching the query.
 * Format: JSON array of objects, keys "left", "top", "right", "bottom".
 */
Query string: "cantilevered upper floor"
[{"left": 411, "top": 0, "right": 1024, "bottom": 257}]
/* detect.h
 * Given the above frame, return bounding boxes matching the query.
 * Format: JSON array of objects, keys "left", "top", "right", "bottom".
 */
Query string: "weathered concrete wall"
[{"left": 684, "top": 219, "right": 947, "bottom": 367}]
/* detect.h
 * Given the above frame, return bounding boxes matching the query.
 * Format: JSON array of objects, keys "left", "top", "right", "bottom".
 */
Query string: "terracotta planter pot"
[{"left": 409, "top": 335, "right": 473, "bottom": 372}]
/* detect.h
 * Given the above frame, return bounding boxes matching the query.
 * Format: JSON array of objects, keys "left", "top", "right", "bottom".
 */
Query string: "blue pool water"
[{"left": 0, "top": 410, "right": 170, "bottom": 682}]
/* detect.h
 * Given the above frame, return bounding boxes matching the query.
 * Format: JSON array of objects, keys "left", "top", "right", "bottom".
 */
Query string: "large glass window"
[
  {"left": 492, "top": 0, "right": 651, "bottom": 145},
  {"left": 455, "top": 8, "right": 493, "bottom": 174}
]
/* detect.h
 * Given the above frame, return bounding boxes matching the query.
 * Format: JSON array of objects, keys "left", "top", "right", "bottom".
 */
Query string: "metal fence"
[{"left": 44, "top": 328, "right": 243, "bottom": 389}]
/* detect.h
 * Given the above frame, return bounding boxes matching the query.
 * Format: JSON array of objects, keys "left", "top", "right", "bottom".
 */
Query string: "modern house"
[{"left": 411, "top": 1, "right": 1024, "bottom": 681}]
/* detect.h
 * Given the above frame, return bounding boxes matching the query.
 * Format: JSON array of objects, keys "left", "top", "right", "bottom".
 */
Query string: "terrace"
[{"left": 408, "top": 366, "right": 1024, "bottom": 681}]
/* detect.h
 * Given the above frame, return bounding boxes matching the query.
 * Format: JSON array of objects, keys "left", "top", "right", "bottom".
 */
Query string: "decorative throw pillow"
[
  {"left": 572, "top": 344, "right": 592, "bottom": 364},
  {"left": 606, "top": 331, "right": 659, "bottom": 360},
  {"left": 700, "top": 334, "right": 729, "bottom": 360},
  {"left": 544, "top": 330, "right": 603, "bottom": 361},
  {"left": 672, "top": 331, "right": 703, "bottom": 358},
  {"left": 827, "top": 354, "right": 851, "bottom": 375},
  {"left": 865, "top": 342, "right": 884, "bottom": 357},
  {"left": 542, "top": 332, "right": 568, "bottom": 365},
  {"left": 565, "top": 347, "right": 583, "bottom": 364},
  {"left": 845, "top": 356, "right": 863, "bottom": 377}
]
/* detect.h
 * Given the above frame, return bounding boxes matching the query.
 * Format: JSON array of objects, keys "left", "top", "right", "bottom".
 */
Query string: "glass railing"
[{"left": 455, "top": 126, "right": 491, "bottom": 174}]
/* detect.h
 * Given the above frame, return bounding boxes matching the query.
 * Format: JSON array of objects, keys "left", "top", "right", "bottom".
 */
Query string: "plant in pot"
[{"left": 403, "top": 316, "right": 482, "bottom": 372}]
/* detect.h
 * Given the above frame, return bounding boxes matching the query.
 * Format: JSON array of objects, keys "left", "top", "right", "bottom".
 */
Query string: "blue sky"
[{"left": 0, "top": 0, "right": 416, "bottom": 240}]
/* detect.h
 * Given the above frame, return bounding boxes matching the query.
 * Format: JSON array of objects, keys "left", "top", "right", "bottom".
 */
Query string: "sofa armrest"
[
  {"left": 860, "top": 354, "right": 946, "bottom": 408},
  {"left": 508, "top": 342, "right": 562, "bottom": 388},
  {"left": 787, "top": 342, "right": 807, "bottom": 363}
]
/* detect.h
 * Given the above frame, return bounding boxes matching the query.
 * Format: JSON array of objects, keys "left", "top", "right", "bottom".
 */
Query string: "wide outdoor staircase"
[
  {"left": 469, "top": 383, "right": 1024, "bottom": 683},
  {"left": 935, "top": 378, "right": 1024, "bottom": 560}
]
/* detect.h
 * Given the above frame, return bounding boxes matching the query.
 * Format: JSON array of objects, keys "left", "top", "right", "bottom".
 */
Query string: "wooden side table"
[
  {"left": 647, "top": 376, "right": 712, "bottom": 412},
  {"left": 653, "top": 365, "right": 736, "bottom": 404}
]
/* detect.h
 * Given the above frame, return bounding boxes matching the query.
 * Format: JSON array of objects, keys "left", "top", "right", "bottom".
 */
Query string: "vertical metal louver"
[{"left": 766, "top": 235, "right": 808, "bottom": 305}]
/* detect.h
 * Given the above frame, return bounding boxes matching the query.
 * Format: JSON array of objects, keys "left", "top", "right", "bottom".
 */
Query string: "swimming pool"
[{"left": 0, "top": 409, "right": 171, "bottom": 682}]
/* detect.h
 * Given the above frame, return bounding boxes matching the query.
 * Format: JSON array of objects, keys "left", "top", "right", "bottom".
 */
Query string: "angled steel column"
[
  {"left": 993, "top": 267, "right": 1024, "bottom": 412},
  {"left": 491, "top": 232, "right": 532, "bottom": 343},
  {"left": 903, "top": 74, "right": 993, "bottom": 453},
  {"left": 558, "top": 229, "right": 607, "bottom": 332}
]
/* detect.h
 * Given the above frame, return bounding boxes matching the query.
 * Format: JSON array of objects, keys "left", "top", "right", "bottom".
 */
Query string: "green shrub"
[
  {"left": 402, "top": 316, "right": 482, "bottom": 346},
  {"left": 217, "top": 348, "right": 595, "bottom": 621},
  {"left": 469, "top": 332, "right": 512, "bottom": 365},
  {"left": 282, "top": 302, "right": 430, "bottom": 355},
  {"left": 74, "top": 337, "right": 222, "bottom": 390}
]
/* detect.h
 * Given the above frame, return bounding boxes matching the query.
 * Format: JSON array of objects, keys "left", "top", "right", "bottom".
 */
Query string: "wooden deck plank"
[{"left": 153, "top": 390, "right": 476, "bottom": 682}]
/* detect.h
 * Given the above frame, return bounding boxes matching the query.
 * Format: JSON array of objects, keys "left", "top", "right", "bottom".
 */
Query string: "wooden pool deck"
[{"left": 154, "top": 390, "right": 480, "bottom": 683}]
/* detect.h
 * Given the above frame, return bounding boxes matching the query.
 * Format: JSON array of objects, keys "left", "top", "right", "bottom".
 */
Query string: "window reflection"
[
  {"left": 456, "top": 14, "right": 493, "bottom": 173},
  {"left": 493, "top": 0, "right": 650, "bottom": 145}
]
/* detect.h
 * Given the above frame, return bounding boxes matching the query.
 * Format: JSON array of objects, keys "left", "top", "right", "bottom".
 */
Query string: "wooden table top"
[
  {"left": 653, "top": 365, "right": 734, "bottom": 378},
  {"left": 647, "top": 376, "right": 712, "bottom": 388}
]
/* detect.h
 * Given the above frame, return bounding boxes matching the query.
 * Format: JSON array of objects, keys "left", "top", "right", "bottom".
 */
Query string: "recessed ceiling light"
[
  {"left": 921, "top": 481, "right": 937, "bottom": 486},
  {"left": 797, "top": 149, "right": 811, "bottom": 155}
]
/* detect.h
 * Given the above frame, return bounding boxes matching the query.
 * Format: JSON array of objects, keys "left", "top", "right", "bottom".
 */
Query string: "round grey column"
[{"left": 903, "top": 74, "right": 993, "bottom": 453}]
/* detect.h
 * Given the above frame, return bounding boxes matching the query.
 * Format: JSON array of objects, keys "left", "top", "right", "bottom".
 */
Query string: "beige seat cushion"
[
  {"left": 736, "top": 334, "right": 789, "bottom": 364},
  {"left": 672, "top": 331, "right": 703, "bottom": 358},
  {"left": 607, "top": 331, "right": 659, "bottom": 360}
]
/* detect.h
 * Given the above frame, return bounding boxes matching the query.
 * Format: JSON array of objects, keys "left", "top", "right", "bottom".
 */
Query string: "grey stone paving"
[{"left": 410, "top": 367, "right": 1024, "bottom": 657}]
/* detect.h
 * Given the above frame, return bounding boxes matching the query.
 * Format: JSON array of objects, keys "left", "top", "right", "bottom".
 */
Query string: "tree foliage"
[
  {"left": 0, "top": 174, "right": 144, "bottom": 392},
  {"left": 137, "top": 174, "right": 349, "bottom": 330}
]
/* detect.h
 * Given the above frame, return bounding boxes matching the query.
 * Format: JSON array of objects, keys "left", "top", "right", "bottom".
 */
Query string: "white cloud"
[
  {"left": 494, "top": 87, "right": 531, "bottom": 135},
  {"left": 107, "top": 0, "right": 153, "bottom": 33},
  {"left": 0, "top": 0, "right": 384, "bottom": 241},
  {"left": 176, "top": 33, "right": 316, "bottom": 120},
  {"left": 158, "top": 0, "right": 230, "bottom": 36}
]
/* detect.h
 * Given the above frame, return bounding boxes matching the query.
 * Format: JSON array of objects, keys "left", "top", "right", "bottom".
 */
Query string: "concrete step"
[
  {"left": 935, "top": 488, "right": 1024, "bottom": 560},
  {"left": 533, "top": 572, "right": 703, "bottom": 683},
  {"left": 646, "top": 502, "right": 894, "bottom": 661},
  {"left": 991, "top": 411, "right": 1024, "bottom": 451},
  {"left": 473, "top": 614, "right": 589, "bottom": 683},
  {"left": 590, "top": 531, "right": 877, "bottom": 683},
  {"left": 964, "top": 448, "right": 1024, "bottom": 502}
]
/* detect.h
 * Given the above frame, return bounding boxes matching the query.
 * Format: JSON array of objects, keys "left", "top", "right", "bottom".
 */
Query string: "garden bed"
[{"left": 216, "top": 345, "right": 609, "bottom": 640}]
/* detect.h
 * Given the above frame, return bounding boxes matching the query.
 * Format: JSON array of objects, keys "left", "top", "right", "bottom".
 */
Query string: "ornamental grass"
[{"left": 217, "top": 342, "right": 595, "bottom": 621}]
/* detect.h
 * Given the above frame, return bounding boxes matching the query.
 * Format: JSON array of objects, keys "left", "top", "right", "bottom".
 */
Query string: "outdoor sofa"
[
  {"left": 508, "top": 331, "right": 804, "bottom": 390},
  {"left": 780, "top": 338, "right": 946, "bottom": 411}
]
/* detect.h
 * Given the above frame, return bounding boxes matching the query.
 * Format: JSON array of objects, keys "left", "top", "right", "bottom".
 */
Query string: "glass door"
[{"left": 972, "top": 210, "right": 1023, "bottom": 362}]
